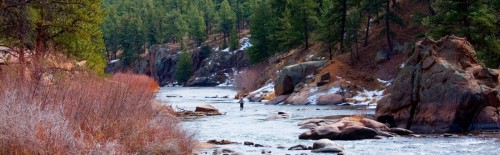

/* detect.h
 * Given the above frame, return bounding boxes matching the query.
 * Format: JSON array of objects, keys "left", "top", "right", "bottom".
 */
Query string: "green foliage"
[
  {"left": 188, "top": 7, "right": 207, "bottom": 46},
  {"left": 425, "top": 0, "right": 500, "bottom": 67},
  {"left": 175, "top": 51, "right": 193, "bottom": 84},
  {"left": 247, "top": 0, "right": 273, "bottom": 63},
  {"left": 0, "top": 0, "right": 107, "bottom": 74}
]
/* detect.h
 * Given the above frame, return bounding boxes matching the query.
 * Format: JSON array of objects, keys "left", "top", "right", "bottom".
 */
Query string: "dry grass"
[{"left": 0, "top": 67, "right": 195, "bottom": 154}]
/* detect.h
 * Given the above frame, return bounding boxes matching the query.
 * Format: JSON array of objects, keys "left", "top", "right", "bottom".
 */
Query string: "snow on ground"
[
  {"left": 217, "top": 68, "right": 238, "bottom": 87},
  {"left": 109, "top": 59, "right": 119, "bottom": 64},
  {"left": 400, "top": 63, "right": 405, "bottom": 68},
  {"left": 307, "top": 86, "right": 342, "bottom": 104},
  {"left": 222, "top": 48, "right": 230, "bottom": 52},
  {"left": 352, "top": 89, "right": 385, "bottom": 106},
  {"left": 238, "top": 37, "right": 252, "bottom": 51},
  {"left": 377, "top": 78, "right": 393, "bottom": 87}
]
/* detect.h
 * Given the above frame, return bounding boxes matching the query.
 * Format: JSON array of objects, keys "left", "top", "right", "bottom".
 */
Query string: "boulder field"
[{"left": 376, "top": 36, "right": 500, "bottom": 133}]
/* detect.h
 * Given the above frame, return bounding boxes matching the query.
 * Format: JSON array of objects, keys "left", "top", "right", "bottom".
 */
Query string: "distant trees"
[{"left": 424, "top": 0, "right": 500, "bottom": 67}]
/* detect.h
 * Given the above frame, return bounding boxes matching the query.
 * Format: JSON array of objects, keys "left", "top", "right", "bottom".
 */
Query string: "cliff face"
[
  {"left": 376, "top": 36, "right": 500, "bottom": 133},
  {"left": 105, "top": 44, "right": 249, "bottom": 87}
]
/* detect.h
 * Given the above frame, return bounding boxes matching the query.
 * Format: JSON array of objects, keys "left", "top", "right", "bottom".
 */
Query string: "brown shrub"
[
  {"left": 0, "top": 67, "right": 195, "bottom": 154},
  {"left": 235, "top": 69, "right": 261, "bottom": 93}
]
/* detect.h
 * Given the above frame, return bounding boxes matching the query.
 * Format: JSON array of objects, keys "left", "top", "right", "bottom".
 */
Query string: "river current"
[{"left": 156, "top": 87, "right": 500, "bottom": 155}]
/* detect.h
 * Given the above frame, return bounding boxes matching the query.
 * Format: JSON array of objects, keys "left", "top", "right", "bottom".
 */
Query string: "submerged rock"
[
  {"left": 311, "top": 139, "right": 344, "bottom": 153},
  {"left": 376, "top": 36, "right": 500, "bottom": 133}
]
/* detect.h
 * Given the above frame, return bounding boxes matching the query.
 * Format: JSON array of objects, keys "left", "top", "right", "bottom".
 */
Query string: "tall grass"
[{"left": 0, "top": 68, "right": 194, "bottom": 154}]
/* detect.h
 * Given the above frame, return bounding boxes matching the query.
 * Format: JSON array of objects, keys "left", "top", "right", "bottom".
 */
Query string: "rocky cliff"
[
  {"left": 106, "top": 44, "right": 249, "bottom": 86},
  {"left": 376, "top": 36, "right": 500, "bottom": 133}
]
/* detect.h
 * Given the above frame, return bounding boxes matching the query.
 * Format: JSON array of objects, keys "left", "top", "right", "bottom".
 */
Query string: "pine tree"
[
  {"left": 248, "top": 0, "right": 273, "bottom": 63},
  {"left": 188, "top": 6, "right": 207, "bottom": 46},
  {"left": 317, "top": 0, "right": 341, "bottom": 60},
  {"left": 282, "top": 0, "right": 319, "bottom": 50},
  {"left": 218, "top": 0, "right": 236, "bottom": 49},
  {"left": 425, "top": 0, "right": 500, "bottom": 67},
  {"left": 175, "top": 51, "right": 193, "bottom": 85},
  {"left": 0, "top": 0, "right": 107, "bottom": 73}
]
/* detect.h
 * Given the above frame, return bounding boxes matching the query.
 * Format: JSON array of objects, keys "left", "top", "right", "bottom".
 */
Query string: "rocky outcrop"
[
  {"left": 106, "top": 45, "right": 249, "bottom": 86},
  {"left": 187, "top": 50, "right": 248, "bottom": 86},
  {"left": 275, "top": 61, "right": 328, "bottom": 96},
  {"left": 376, "top": 36, "right": 500, "bottom": 133},
  {"left": 299, "top": 117, "right": 394, "bottom": 140}
]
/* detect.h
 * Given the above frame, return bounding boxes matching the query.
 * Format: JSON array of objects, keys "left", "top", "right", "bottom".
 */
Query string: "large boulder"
[
  {"left": 376, "top": 36, "right": 500, "bottom": 133},
  {"left": 299, "top": 117, "right": 391, "bottom": 140},
  {"left": 284, "top": 90, "right": 311, "bottom": 105},
  {"left": 311, "top": 139, "right": 344, "bottom": 153},
  {"left": 316, "top": 94, "right": 344, "bottom": 105},
  {"left": 275, "top": 61, "right": 328, "bottom": 96},
  {"left": 195, "top": 104, "right": 220, "bottom": 113}
]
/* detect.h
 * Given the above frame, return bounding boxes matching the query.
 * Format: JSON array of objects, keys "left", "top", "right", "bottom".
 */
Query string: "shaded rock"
[
  {"left": 207, "top": 139, "right": 237, "bottom": 145},
  {"left": 275, "top": 61, "right": 328, "bottom": 95},
  {"left": 195, "top": 104, "right": 220, "bottom": 113},
  {"left": 244, "top": 141, "right": 254, "bottom": 146},
  {"left": 254, "top": 144, "right": 265, "bottom": 147},
  {"left": 248, "top": 94, "right": 263, "bottom": 102},
  {"left": 471, "top": 106, "right": 500, "bottom": 130},
  {"left": 316, "top": 94, "right": 344, "bottom": 105},
  {"left": 390, "top": 128, "right": 414, "bottom": 135},
  {"left": 376, "top": 36, "right": 500, "bottom": 133},
  {"left": 285, "top": 90, "right": 311, "bottom": 105},
  {"left": 375, "top": 50, "right": 388, "bottom": 63},
  {"left": 266, "top": 95, "right": 290, "bottom": 105},
  {"left": 288, "top": 144, "right": 309, "bottom": 150},
  {"left": 222, "top": 148, "right": 235, "bottom": 153},
  {"left": 317, "top": 73, "right": 331, "bottom": 86},
  {"left": 336, "top": 126, "right": 379, "bottom": 140},
  {"left": 311, "top": 139, "right": 344, "bottom": 153}
]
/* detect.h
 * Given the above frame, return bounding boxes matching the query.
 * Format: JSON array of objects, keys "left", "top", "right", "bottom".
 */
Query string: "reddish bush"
[
  {"left": 235, "top": 69, "right": 261, "bottom": 93},
  {"left": 0, "top": 68, "right": 194, "bottom": 154}
]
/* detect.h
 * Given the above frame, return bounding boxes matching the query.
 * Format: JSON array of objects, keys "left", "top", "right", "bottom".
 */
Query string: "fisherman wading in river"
[{"left": 238, "top": 98, "right": 245, "bottom": 110}]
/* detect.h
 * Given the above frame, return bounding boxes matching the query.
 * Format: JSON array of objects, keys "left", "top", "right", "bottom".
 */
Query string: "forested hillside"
[{"left": 101, "top": 0, "right": 499, "bottom": 69}]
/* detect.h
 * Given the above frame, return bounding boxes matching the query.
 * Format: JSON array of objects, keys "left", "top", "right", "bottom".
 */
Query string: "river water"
[{"left": 156, "top": 87, "right": 500, "bottom": 155}]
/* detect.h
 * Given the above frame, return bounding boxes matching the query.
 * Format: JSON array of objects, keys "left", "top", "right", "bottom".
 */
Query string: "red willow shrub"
[
  {"left": 235, "top": 69, "right": 261, "bottom": 93},
  {"left": 0, "top": 68, "right": 195, "bottom": 154}
]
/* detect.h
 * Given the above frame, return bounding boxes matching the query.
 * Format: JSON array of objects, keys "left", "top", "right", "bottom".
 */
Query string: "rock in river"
[
  {"left": 311, "top": 139, "right": 344, "bottom": 153},
  {"left": 376, "top": 36, "right": 500, "bottom": 133}
]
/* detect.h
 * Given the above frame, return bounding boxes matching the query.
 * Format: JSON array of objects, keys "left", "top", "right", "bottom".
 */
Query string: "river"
[{"left": 156, "top": 87, "right": 500, "bottom": 155}]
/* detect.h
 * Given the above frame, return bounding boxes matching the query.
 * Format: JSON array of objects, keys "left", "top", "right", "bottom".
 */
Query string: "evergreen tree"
[
  {"left": 282, "top": 0, "right": 319, "bottom": 49},
  {"left": 218, "top": 0, "right": 236, "bottom": 49},
  {"left": 248, "top": 0, "right": 270, "bottom": 63},
  {"left": 175, "top": 51, "right": 193, "bottom": 84},
  {"left": 0, "top": 0, "right": 106, "bottom": 73},
  {"left": 425, "top": 0, "right": 500, "bottom": 67},
  {"left": 188, "top": 6, "right": 207, "bottom": 46},
  {"left": 317, "top": 0, "right": 341, "bottom": 60}
]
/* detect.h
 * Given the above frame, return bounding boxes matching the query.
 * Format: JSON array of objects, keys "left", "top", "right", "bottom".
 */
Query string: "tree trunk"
[
  {"left": 328, "top": 44, "right": 333, "bottom": 60},
  {"left": 339, "top": 0, "right": 347, "bottom": 53},
  {"left": 385, "top": 0, "right": 393, "bottom": 60},
  {"left": 364, "top": 14, "right": 371, "bottom": 47},
  {"left": 303, "top": 9, "right": 309, "bottom": 50}
]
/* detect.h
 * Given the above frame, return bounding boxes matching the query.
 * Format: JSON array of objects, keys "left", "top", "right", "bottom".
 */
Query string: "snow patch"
[
  {"left": 307, "top": 87, "right": 342, "bottom": 104},
  {"left": 400, "top": 63, "right": 405, "bottom": 68},
  {"left": 377, "top": 78, "right": 392, "bottom": 87},
  {"left": 222, "top": 48, "right": 230, "bottom": 52},
  {"left": 238, "top": 37, "right": 253, "bottom": 51},
  {"left": 109, "top": 59, "right": 119, "bottom": 64}
]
